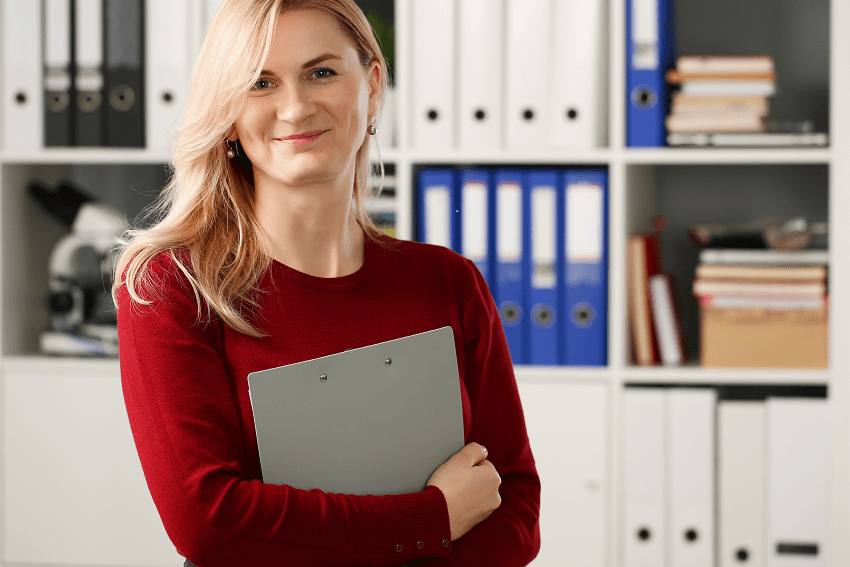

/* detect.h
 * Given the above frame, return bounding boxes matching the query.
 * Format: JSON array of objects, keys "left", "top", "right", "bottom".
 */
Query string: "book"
[
  {"left": 648, "top": 273, "right": 686, "bottom": 365},
  {"left": 672, "top": 93, "right": 770, "bottom": 113},
  {"left": 676, "top": 55, "right": 774, "bottom": 75},
  {"left": 665, "top": 113, "right": 765, "bottom": 133},
  {"left": 680, "top": 81, "right": 777, "bottom": 97},
  {"left": 692, "top": 279, "right": 826, "bottom": 298},
  {"left": 699, "top": 248, "right": 829, "bottom": 266},
  {"left": 695, "top": 264, "right": 827, "bottom": 282},
  {"left": 627, "top": 233, "right": 661, "bottom": 365},
  {"left": 666, "top": 70, "right": 777, "bottom": 83}
]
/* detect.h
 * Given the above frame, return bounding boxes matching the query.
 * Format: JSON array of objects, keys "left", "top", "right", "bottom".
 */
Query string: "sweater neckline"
[{"left": 270, "top": 235, "right": 377, "bottom": 291}]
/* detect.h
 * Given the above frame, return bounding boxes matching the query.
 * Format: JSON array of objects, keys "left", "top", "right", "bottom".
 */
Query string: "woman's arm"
[
  {"left": 421, "top": 259, "right": 542, "bottom": 566},
  {"left": 117, "top": 254, "right": 452, "bottom": 567}
]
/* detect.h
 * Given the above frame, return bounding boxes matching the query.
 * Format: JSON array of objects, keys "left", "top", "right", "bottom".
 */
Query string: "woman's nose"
[{"left": 275, "top": 84, "right": 316, "bottom": 124}]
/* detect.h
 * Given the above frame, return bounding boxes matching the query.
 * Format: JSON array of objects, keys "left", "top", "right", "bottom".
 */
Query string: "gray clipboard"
[{"left": 247, "top": 326, "right": 464, "bottom": 496}]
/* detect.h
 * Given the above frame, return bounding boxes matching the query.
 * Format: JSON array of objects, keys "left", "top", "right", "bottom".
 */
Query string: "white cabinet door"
[
  {"left": 3, "top": 363, "right": 183, "bottom": 566},
  {"left": 518, "top": 380, "right": 608, "bottom": 566}
]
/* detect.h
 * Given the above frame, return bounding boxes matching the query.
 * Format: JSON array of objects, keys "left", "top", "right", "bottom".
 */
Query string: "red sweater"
[{"left": 117, "top": 234, "right": 540, "bottom": 566}]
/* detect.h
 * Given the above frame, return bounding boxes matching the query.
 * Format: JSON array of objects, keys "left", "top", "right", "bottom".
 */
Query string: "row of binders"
[
  {"left": 417, "top": 167, "right": 608, "bottom": 367},
  {"left": 2, "top": 0, "right": 225, "bottom": 151},
  {"left": 411, "top": 0, "right": 606, "bottom": 150},
  {"left": 625, "top": 387, "right": 828, "bottom": 567}
]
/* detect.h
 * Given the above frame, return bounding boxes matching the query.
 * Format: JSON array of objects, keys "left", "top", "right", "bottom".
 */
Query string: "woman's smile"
[{"left": 277, "top": 130, "right": 329, "bottom": 146}]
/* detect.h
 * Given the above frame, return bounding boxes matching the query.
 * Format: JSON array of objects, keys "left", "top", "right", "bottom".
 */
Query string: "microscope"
[{"left": 29, "top": 181, "right": 125, "bottom": 356}]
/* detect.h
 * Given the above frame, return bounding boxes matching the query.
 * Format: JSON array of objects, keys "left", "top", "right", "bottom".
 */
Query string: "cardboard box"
[{"left": 700, "top": 305, "right": 828, "bottom": 368}]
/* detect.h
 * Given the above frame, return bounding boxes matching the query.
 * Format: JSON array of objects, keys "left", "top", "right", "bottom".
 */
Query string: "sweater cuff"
[{"left": 387, "top": 485, "right": 452, "bottom": 560}]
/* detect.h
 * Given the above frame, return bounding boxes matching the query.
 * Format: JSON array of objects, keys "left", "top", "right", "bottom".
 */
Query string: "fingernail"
[{"left": 481, "top": 445, "right": 487, "bottom": 453}]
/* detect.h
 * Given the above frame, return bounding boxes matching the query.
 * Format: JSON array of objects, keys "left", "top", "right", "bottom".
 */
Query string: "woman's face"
[{"left": 231, "top": 9, "right": 379, "bottom": 191}]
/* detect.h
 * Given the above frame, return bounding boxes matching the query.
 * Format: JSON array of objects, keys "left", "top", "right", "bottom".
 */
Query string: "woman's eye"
[
  {"left": 312, "top": 67, "right": 337, "bottom": 80},
  {"left": 252, "top": 78, "right": 276, "bottom": 90}
]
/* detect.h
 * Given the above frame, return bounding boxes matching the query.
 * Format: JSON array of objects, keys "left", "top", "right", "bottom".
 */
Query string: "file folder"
[
  {"left": 458, "top": 0, "right": 503, "bottom": 150},
  {"left": 562, "top": 169, "right": 608, "bottom": 366},
  {"left": 410, "top": 0, "right": 455, "bottom": 149},
  {"left": 44, "top": 0, "right": 73, "bottom": 147},
  {"left": 519, "top": 381, "right": 607, "bottom": 566},
  {"left": 766, "top": 398, "right": 828, "bottom": 567},
  {"left": 147, "top": 0, "right": 192, "bottom": 152},
  {"left": 624, "top": 388, "right": 666, "bottom": 567},
  {"left": 2, "top": 0, "right": 43, "bottom": 151},
  {"left": 74, "top": 0, "right": 105, "bottom": 147},
  {"left": 626, "top": 0, "right": 676, "bottom": 147},
  {"left": 667, "top": 388, "right": 715, "bottom": 567},
  {"left": 104, "top": 0, "right": 145, "bottom": 147},
  {"left": 418, "top": 169, "right": 458, "bottom": 251},
  {"left": 526, "top": 170, "right": 560, "bottom": 365},
  {"left": 719, "top": 401, "right": 765, "bottom": 567},
  {"left": 248, "top": 327, "right": 464, "bottom": 495},
  {"left": 495, "top": 170, "right": 527, "bottom": 364},
  {"left": 550, "top": 0, "right": 607, "bottom": 148},
  {"left": 460, "top": 169, "right": 493, "bottom": 287},
  {"left": 505, "top": 0, "right": 551, "bottom": 148}
]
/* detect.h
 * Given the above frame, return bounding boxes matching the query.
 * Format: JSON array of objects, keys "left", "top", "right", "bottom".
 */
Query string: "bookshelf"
[{"left": 0, "top": 0, "right": 848, "bottom": 565}]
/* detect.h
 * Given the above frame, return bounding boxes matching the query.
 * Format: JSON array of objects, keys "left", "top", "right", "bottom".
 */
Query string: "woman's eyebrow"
[{"left": 301, "top": 53, "right": 341, "bottom": 69}]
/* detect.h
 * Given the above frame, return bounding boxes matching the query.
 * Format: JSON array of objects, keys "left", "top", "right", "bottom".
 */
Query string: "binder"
[
  {"left": 766, "top": 398, "right": 828, "bottom": 567},
  {"left": 2, "top": 0, "right": 43, "bottom": 151},
  {"left": 44, "top": 0, "right": 73, "bottom": 147},
  {"left": 410, "top": 0, "right": 455, "bottom": 149},
  {"left": 550, "top": 0, "right": 607, "bottom": 148},
  {"left": 147, "top": 0, "right": 192, "bottom": 152},
  {"left": 417, "top": 169, "right": 458, "bottom": 251},
  {"left": 719, "top": 401, "right": 765, "bottom": 567},
  {"left": 458, "top": 0, "right": 503, "bottom": 150},
  {"left": 74, "top": 0, "right": 105, "bottom": 146},
  {"left": 504, "top": 0, "right": 551, "bottom": 148},
  {"left": 626, "top": 0, "right": 676, "bottom": 147},
  {"left": 104, "top": 0, "right": 145, "bottom": 147},
  {"left": 562, "top": 169, "right": 608, "bottom": 366},
  {"left": 494, "top": 169, "right": 527, "bottom": 364},
  {"left": 624, "top": 388, "right": 666, "bottom": 567},
  {"left": 667, "top": 388, "right": 715, "bottom": 567},
  {"left": 460, "top": 169, "right": 493, "bottom": 287},
  {"left": 526, "top": 170, "right": 560, "bottom": 365}
]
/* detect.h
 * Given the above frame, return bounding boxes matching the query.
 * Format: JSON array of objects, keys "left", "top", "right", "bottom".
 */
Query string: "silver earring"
[{"left": 368, "top": 123, "right": 377, "bottom": 136}]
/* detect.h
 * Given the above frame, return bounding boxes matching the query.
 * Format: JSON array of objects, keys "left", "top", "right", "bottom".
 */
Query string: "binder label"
[
  {"left": 632, "top": 0, "right": 660, "bottom": 69},
  {"left": 567, "top": 184, "right": 603, "bottom": 262},
  {"left": 497, "top": 183, "right": 522, "bottom": 261},
  {"left": 462, "top": 181, "right": 488, "bottom": 261},
  {"left": 424, "top": 186, "right": 451, "bottom": 248},
  {"left": 531, "top": 186, "right": 557, "bottom": 289}
]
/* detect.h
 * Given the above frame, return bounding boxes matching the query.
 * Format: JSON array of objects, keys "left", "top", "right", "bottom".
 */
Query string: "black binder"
[{"left": 104, "top": 0, "right": 144, "bottom": 147}]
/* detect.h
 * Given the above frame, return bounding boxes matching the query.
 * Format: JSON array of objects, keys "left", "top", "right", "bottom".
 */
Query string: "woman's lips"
[{"left": 279, "top": 130, "right": 327, "bottom": 146}]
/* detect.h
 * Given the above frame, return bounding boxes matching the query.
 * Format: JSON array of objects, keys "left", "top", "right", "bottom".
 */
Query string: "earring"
[
  {"left": 226, "top": 140, "right": 237, "bottom": 159},
  {"left": 368, "top": 123, "right": 377, "bottom": 136}
]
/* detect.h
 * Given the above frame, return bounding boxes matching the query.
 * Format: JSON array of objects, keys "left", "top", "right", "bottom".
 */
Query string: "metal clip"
[
  {"left": 385, "top": 358, "right": 392, "bottom": 366},
  {"left": 320, "top": 373, "right": 328, "bottom": 382}
]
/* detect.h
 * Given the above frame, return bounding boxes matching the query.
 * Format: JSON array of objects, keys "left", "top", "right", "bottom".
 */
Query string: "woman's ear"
[{"left": 367, "top": 61, "right": 382, "bottom": 118}]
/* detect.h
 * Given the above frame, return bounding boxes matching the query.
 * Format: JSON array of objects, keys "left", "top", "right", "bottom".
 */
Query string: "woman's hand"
[{"left": 426, "top": 442, "right": 502, "bottom": 541}]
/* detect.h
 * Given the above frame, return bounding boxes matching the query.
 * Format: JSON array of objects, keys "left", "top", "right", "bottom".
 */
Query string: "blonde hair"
[{"left": 112, "top": 0, "right": 391, "bottom": 337}]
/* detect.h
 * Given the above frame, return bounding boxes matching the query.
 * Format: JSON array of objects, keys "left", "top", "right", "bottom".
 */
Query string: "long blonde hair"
[{"left": 112, "top": 0, "right": 390, "bottom": 337}]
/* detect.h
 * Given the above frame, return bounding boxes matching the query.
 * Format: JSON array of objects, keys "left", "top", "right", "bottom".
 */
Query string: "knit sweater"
[{"left": 117, "top": 234, "right": 540, "bottom": 567}]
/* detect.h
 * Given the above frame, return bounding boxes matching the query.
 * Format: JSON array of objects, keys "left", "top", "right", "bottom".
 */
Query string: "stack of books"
[
  {"left": 665, "top": 55, "right": 775, "bottom": 135},
  {"left": 692, "top": 248, "right": 829, "bottom": 368}
]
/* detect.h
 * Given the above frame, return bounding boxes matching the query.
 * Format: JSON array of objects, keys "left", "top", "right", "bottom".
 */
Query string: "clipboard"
[{"left": 248, "top": 326, "right": 465, "bottom": 496}]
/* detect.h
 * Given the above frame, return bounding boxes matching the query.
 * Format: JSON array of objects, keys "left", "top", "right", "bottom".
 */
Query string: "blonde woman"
[{"left": 114, "top": 1, "right": 540, "bottom": 565}]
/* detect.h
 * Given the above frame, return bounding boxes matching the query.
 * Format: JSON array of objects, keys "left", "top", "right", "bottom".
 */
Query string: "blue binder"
[
  {"left": 561, "top": 169, "right": 608, "bottom": 366},
  {"left": 494, "top": 169, "right": 527, "bottom": 364},
  {"left": 626, "top": 0, "right": 677, "bottom": 147},
  {"left": 459, "top": 169, "right": 494, "bottom": 288},
  {"left": 418, "top": 168, "right": 460, "bottom": 251},
  {"left": 525, "top": 170, "right": 560, "bottom": 366}
]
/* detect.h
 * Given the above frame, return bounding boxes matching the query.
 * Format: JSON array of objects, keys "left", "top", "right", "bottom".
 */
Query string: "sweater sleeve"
[
  {"left": 423, "top": 258, "right": 542, "bottom": 566},
  {"left": 117, "top": 253, "right": 452, "bottom": 567}
]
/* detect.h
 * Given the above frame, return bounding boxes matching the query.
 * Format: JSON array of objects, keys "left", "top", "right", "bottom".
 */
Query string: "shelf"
[
  {"left": 621, "top": 147, "right": 833, "bottom": 165},
  {"left": 3, "top": 356, "right": 120, "bottom": 377},
  {"left": 514, "top": 365, "right": 610, "bottom": 383},
  {"left": 1, "top": 148, "right": 172, "bottom": 165},
  {"left": 622, "top": 363, "right": 830, "bottom": 385},
  {"left": 396, "top": 148, "right": 612, "bottom": 166}
]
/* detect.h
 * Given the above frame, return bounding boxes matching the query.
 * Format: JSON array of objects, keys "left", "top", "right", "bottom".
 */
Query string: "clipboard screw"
[
  {"left": 385, "top": 358, "right": 392, "bottom": 366},
  {"left": 320, "top": 374, "right": 328, "bottom": 382}
]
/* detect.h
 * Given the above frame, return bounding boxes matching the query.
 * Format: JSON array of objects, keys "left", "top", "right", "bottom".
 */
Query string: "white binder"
[
  {"left": 147, "top": 0, "right": 193, "bottom": 152},
  {"left": 504, "top": 0, "right": 551, "bottom": 148},
  {"left": 2, "top": 0, "right": 43, "bottom": 151},
  {"left": 719, "top": 401, "right": 766, "bottom": 567},
  {"left": 518, "top": 381, "right": 607, "bottom": 567},
  {"left": 667, "top": 388, "right": 715, "bottom": 567},
  {"left": 74, "top": 0, "right": 104, "bottom": 146},
  {"left": 458, "top": 0, "right": 503, "bottom": 149},
  {"left": 766, "top": 398, "right": 828, "bottom": 567},
  {"left": 624, "top": 388, "right": 667, "bottom": 567},
  {"left": 549, "top": 0, "right": 607, "bottom": 148},
  {"left": 410, "top": 0, "right": 455, "bottom": 150}
]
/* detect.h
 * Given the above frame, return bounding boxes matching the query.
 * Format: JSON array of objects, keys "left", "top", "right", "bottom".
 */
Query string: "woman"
[{"left": 113, "top": 1, "right": 540, "bottom": 565}]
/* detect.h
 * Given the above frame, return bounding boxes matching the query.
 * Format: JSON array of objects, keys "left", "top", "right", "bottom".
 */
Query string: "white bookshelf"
[{"left": 0, "top": 0, "right": 848, "bottom": 565}]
